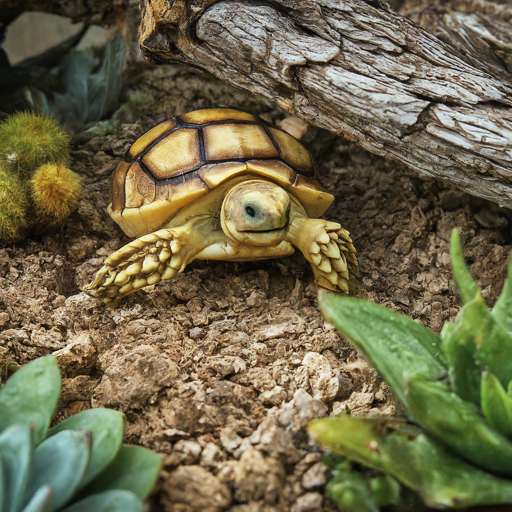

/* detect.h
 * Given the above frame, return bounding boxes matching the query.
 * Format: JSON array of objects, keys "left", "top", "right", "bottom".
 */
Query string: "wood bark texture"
[{"left": 139, "top": 0, "right": 512, "bottom": 208}]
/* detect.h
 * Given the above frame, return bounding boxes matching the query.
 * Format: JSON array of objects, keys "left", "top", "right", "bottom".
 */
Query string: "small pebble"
[
  {"left": 0, "top": 312, "right": 9, "bottom": 327},
  {"left": 292, "top": 492, "right": 323, "bottom": 512},
  {"left": 189, "top": 327, "right": 204, "bottom": 339}
]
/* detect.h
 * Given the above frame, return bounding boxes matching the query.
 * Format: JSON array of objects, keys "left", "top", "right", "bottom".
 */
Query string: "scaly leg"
[
  {"left": 84, "top": 216, "right": 223, "bottom": 305},
  {"left": 287, "top": 216, "right": 357, "bottom": 293}
]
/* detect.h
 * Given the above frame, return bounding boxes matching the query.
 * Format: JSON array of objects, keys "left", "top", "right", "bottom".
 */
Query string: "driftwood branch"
[{"left": 139, "top": 0, "right": 512, "bottom": 208}]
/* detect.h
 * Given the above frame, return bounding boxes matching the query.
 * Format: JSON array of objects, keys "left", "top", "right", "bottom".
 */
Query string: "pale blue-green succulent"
[
  {"left": 309, "top": 229, "right": 512, "bottom": 510},
  {"left": 0, "top": 356, "right": 161, "bottom": 512}
]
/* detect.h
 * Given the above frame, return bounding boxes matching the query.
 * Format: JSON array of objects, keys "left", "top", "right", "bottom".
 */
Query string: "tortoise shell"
[{"left": 109, "top": 108, "right": 333, "bottom": 238}]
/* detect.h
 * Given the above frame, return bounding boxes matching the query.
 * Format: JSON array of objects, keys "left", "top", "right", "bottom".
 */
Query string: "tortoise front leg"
[
  {"left": 287, "top": 216, "right": 358, "bottom": 293},
  {"left": 84, "top": 216, "right": 221, "bottom": 305}
]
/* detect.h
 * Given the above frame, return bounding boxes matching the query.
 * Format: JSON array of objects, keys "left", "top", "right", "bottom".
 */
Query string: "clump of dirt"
[{"left": 0, "top": 64, "right": 510, "bottom": 512}]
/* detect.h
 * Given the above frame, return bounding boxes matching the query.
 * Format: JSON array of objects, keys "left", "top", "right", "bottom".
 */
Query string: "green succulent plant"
[
  {"left": 0, "top": 166, "right": 27, "bottom": 241},
  {"left": 0, "top": 112, "right": 84, "bottom": 241},
  {"left": 309, "top": 228, "right": 512, "bottom": 510},
  {"left": 32, "top": 34, "right": 126, "bottom": 132},
  {"left": 30, "top": 164, "right": 82, "bottom": 226},
  {"left": 0, "top": 111, "right": 69, "bottom": 176},
  {"left": 0, "top": 355, "right": 161, "bottom": 512}
]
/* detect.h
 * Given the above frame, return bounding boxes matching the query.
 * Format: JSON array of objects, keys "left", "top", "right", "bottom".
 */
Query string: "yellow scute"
[
  {"left": 270, "top": 128, "right": 313, "bottom": 174},
  {"left": 198, "top": 162, "right": 248, "bottom": 188},
  {"left": 125, "top": 163, "right": 156, "bottom": 208},
  {"left": 291, "top": 175, "right": 333, "bottom": 218},
  {"left": 204, "top": 124, "right": 278, "bottom": 161},
  {"left": 181, "top": 108, "right": 256, "bottom": 124},
  {"left": 137, "top": 179, "right": 209, "bottom": 234},
  {"left": 245, "top": 160, "right": 296, "bottom": 186},
  {"left": 143, "top": 128, "right": 201, "bottom": 180},
  {"left": 127, "top": 120, "right": 175, "bottom": 160}
]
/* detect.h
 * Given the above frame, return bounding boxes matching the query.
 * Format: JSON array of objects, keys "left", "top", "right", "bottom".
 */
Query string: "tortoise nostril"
[{"left": 245, "top": 206, "right": 256, "bottom": 218}]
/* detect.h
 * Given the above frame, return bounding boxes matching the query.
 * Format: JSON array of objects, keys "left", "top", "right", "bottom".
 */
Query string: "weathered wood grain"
[{"left": 139, "top": 0, "right": 512, "bottom": 208}]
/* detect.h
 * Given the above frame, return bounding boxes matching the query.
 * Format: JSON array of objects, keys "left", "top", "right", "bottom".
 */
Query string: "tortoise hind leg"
[
  {"left": 84, "top": 216, "right": 222, "bottom": 305},
  {"left": 287, "top": 217, "right": 358, "bottom": 293}
]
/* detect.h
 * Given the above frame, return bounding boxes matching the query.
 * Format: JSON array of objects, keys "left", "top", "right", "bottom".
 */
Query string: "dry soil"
[{"left": 1, "top": 63, "right": 511, "bottom": 512}]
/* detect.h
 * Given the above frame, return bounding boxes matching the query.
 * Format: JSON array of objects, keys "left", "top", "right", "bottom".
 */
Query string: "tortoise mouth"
[
  {"left": 240, "top": 223, "right": 288, "bottom": 233},
  {"left": 226, "top": 226, "right": 288, "bottom": 246}
]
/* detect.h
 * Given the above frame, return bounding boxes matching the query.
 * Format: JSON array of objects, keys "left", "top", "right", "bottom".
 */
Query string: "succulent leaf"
[
  {"left": 20, "top": 486, "right": 52, "bottom": 512},
  {"left": 86, "top": 35, "right": 126, "bottom": 125},
  {"left": 319, "top": 294, "right": 446, "bottom": 406},
  {"left": 405, "top": 378, "right": 512, "bottom": 476},
  {"left": 311, "top": 416, "right": 512, "bottom": 508},
  {"left": 0, "top": 356, "right": 159, "bottom": 511},
  {"left": 23, "top": 430, "right": 91, "bottom": 511},
  {"left": 44, "top": 35, "right": 126, "bottom": 131},
  {"left": 450, "top": 229, "right": 479, "bottom": 304},
  {"left": 321, "top": 451, "right": 347, "bottom": 470},
  {"left": 80, "top": 445, "right": 162, "bottom": 500},
  {"left": 59, "top": 490, "right": 143, "bottom": 512},
  {"left": 47, "top": 409, "right": 125, "bottom": 488},
  {"left": 308, "top": 416, "right": 400, "bottom": 473},
  {"left": 493, "top": 255, "right": 512, "bottom": 335},
  {"left": 0, "top": 425, "right": 33, "bottom": 512},
  {"left": 310, "top": 417, "right": 428, "bottom": 493},
  {"left": 0, "top": 452, "right": 3, "bottom": 512},
  {"left": 369, "top": 475, "right": 401, "bottom": 508},
  {"left": 481, "top": 371, "right": 512, "bottom": 438},
  {"left": 464, "top": 292, "right": 512, "bottom": 390},
  {"left": 440, "top": 310, "right": 480, "bottom": 406},
  {"left": 326, "top": 471, "right": 380, "bottom": 512},
  {"left": 0, "top": 356, "right": 60, "bottom": 445},
  {"left": 384, "top": 431, "right": 512, "bottom": 508},
  {"left": 443, "top": 280, "right": 512, "bottom": 397},
  {"left": 314, "top": 234, "right": 512, "bottom": 510}
]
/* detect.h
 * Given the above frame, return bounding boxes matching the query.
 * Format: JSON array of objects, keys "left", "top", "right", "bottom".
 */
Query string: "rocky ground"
[{"left": 1, "top": 63, "right": 511, "bottom": 512}]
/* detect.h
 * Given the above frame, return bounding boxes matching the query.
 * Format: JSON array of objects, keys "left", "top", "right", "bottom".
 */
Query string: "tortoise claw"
[
  {"left": 289, "top": 218, "right": 357, "bottom": 294},
  {"left": 314, "top": 226, "right": 357, "bottom": 293},
  {"left": 84, "top": 226, "right": 190, "bottom": 305}
]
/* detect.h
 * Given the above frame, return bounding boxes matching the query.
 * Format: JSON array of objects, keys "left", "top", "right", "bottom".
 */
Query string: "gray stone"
[
  {"left": 301, "top": 462, "right": 328, "bottom": 489},
  {"left": 166, "top": 465, "right": 231, "bottom": 512},
  {"left": 291, "top": 492, "right": 323, "bottom": 512}
]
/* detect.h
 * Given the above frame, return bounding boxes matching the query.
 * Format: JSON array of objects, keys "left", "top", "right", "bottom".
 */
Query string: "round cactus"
[
  {"left": 30, "top": 164, "right": 82, "bottom": 225},
  {"left": 0, "top": 111, "right": 70, "bottom": 176},
  {"left": 0, "top": 167, "right": 27, "bottom": 241}
]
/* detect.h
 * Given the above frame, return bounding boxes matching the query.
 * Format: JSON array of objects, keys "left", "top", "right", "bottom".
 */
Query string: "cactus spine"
[{"left": 0, "top": 112, "right": 81, "bottom": 240}]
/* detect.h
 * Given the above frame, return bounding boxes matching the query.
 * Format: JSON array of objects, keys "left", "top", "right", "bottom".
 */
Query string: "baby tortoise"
[{"left": 85, "top": 108, "right": 357, "bottom": 305}]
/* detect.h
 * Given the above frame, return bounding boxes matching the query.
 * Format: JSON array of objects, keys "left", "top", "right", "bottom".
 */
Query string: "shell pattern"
[{"left": 109, "top": 108, "right": 333, "bottom": 238}]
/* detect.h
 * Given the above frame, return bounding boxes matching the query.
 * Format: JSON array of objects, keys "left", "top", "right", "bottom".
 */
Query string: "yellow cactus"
[
  {"left": 30, "top": 164, "right": 82, "bottom": 225},
  {"left": 0, "top": 167, "right": 27, "bottom": 241},
  {"left": 0, "top": 112, "right": 70, "bottom": 176}
]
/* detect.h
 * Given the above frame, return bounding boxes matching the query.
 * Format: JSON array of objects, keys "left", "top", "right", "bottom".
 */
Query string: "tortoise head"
[{"left": 221, "top": 180, "right": 291, "bottom": 247}]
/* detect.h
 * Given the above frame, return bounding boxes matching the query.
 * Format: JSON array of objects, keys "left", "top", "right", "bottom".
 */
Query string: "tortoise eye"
[{"left": 245, "top": 206, "right": 256, "bottom": 218}]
